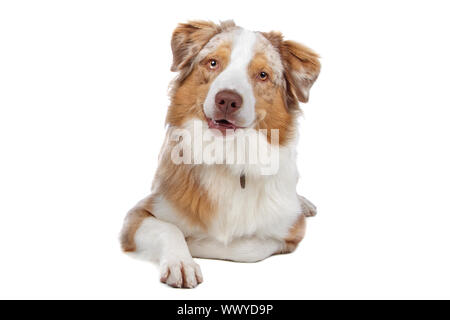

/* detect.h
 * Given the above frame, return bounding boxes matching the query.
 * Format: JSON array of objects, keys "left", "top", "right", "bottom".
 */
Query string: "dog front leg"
[
  {"left": 187, "top": 237, "right": 284, "bottom": 263},
  {"left": 120, "top": 198, "right": 203, "bottom": 288}
]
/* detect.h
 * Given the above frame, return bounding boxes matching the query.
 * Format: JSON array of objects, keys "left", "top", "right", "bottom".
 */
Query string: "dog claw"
[{"left": 160, "top": 258, "right": 203, "bottom": 289}]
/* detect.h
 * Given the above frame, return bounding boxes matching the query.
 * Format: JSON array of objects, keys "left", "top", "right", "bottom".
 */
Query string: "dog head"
[{"left": 167, "top": 20, "right": 320, "bottom": 145}]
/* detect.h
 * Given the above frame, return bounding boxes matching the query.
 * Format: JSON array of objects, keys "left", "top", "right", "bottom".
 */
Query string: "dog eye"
[
  {"left": 259, "top": 71, "right": 268, "bottom": 81},
  {"left": 209, "top": 59, "right": 219, "bottom": 70}
]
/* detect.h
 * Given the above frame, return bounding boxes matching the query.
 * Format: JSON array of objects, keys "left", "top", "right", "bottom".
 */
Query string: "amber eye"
[
  {"left": 209, "top": 59, "right": 218, "bottom": 69},
  {"left": 259, "top": 71, "right": 268, "bottom": 81}
]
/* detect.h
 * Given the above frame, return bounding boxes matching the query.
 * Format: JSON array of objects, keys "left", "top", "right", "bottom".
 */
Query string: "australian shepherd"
[{"left": 120, "top": 20, "right": 320, "bottom": 288}]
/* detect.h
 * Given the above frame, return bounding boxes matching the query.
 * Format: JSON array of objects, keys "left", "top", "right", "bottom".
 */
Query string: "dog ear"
[
  {"left": 263, "top": 31, "right": 320, "bottom": 106},
  {"left": 170, "top": 20, "right": 222, "bottom": 72},
  {"left": 281, "top": 40, "right": 321, "bottom": 103}
]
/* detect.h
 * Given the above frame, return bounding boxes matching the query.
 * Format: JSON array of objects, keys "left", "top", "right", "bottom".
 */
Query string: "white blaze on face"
[{"left": 203, "top": 28, "right": 257, "bottom": 127}]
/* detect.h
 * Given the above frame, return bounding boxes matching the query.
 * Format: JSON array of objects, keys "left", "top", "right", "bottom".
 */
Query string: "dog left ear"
[
  {"left": 281, "top": 40, "right": 321, "bottom": 103},
  {"left": 170, "top": 20, "right": 222, "bottom": 72},
  {"left": 263, "top": 31, "right": 320, "bottom": 107}
]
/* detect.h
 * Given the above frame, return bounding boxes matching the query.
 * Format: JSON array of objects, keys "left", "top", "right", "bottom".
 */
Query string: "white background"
[{"left": 1, "top": 0, "right": 449, "bottom": 299}]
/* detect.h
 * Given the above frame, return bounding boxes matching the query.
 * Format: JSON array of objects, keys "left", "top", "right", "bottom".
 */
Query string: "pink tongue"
[
  {"left": 221, "top": 121, "right": 234, "bottom": 128},
  {"left": 207, "top": 119, "right": 236, "bottom": 135},
  {"left": 214, "top": 119, "right": 234, "bottom": 128}
]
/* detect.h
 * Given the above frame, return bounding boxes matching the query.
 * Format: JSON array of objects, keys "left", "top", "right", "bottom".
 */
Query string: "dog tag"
[{"left": 240, "top": 172, "right": 246, "bottom": 189}]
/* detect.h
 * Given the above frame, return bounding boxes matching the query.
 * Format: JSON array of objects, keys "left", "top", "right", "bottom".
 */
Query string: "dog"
[{"left": 120, "top": 20, "right": 320, "bottom": 288}]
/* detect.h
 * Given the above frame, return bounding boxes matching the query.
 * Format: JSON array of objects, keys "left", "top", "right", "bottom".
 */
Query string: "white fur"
[
  {"left": 187, "top": 237, "right": 284, "bottom": 262},
  {"left": 157, "top": 119, "right": 301, "bottom": 245},
  {"left": 133, "top": 217, "right": 203, "bottom": 288},
  {"left": 197, "top": 148, "right": 300, "bottom": 245},
  {"left": 203, "top": 28, "right": 257, "bottom": 127}
]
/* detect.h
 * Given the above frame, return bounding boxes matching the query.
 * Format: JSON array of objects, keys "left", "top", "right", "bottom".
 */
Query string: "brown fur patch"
[
  {"left": 120, "top": 196, "right": 155, "bottom": 252},
  {"left": 283, "top": 213, "right": 306, "bottom": 253},
  {"left": 171, "top": 20, "right": 235, "bottom": 84},
  {"left": 171, "top": 21, "right": 228, "bottom": 71},
  {"left": 166, "top": 42, "right": 231, "bottom": 127},
  {"left": 154, "top": 150, "right": 218, "bottom": 229},
  {"left": 248, "top": 53, "right": 295, "bottom": 145}
]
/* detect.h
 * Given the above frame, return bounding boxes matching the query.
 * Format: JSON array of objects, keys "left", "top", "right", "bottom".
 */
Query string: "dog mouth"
[{"left": 207, "top": 118, "right": 242, "bottom": 134}]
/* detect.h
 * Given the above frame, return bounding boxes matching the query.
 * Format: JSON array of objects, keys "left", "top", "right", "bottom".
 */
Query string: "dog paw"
[
  {"left": 299, "top": 195, "right": 317, "bottom": 217},
  {"left": 159, "top": 258, "right": 203, "bottom": 289}
]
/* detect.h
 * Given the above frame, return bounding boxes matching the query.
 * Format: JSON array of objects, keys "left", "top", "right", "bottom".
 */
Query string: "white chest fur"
[
  {"left": 198, "top": 145, "right": 301, "bottom": 244},
  {"left": 152, "top": 120, "right": 302, "bottom": 244}
]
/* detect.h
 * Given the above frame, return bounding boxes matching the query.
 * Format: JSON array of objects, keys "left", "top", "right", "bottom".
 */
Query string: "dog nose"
[{"left": 215, "top": 90, "right": 243, "bottom": 113}]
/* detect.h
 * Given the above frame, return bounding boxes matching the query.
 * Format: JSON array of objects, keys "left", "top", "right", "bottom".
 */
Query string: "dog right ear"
[{"left": 170, "top": 20, "right": 222, "bottom": 72}]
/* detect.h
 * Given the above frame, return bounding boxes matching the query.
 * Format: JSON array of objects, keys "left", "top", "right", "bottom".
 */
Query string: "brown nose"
[{"left": 215, "top": 90, "right": 243, "bottom": 114}]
